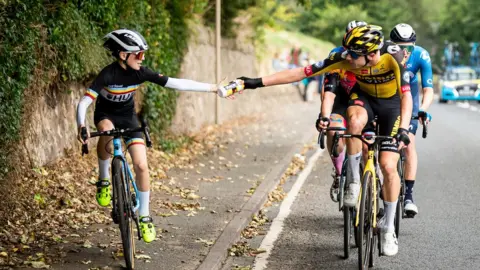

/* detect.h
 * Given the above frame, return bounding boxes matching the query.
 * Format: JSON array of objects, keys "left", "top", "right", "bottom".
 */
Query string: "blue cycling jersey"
[{"left": 406, "top": 45, "right": 433, "bottom": 115}]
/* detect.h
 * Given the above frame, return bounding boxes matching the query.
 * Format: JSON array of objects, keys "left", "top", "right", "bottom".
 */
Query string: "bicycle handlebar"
[
  {"left": 81, "top": 115, "right": 152, "bottom": 156},
  {"left": 411, "top": 115, "right": 428, "bottom": 139},
  {"left": 317, "top": 127, "right": 347, "bottom": 150}
]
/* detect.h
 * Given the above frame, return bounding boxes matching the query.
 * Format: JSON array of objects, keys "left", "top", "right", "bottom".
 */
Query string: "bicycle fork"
[
  {"left": 126, "top": 165, "right": 142, "bottom": 240},
  {"left": 355, "top": 149, "right": 378, "bottom": 229}
]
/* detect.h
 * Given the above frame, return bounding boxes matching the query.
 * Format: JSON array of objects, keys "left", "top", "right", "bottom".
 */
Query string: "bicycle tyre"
[
  {"left": 113, "top": 158, "right": 135, "bottom": 270},
  {"left": 343, "top": 205, "right": 351, "bottom": 259},
  {"left": 358, "top": 171, "right": 373, "bottom": 270},
  {"left": 395, "top": 198, "right": 401, "bottom": 239}
]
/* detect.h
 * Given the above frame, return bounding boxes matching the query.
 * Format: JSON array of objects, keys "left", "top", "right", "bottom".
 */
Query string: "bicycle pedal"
[{"left": 405, "top": 211, "right": 416, "bottom": 218}]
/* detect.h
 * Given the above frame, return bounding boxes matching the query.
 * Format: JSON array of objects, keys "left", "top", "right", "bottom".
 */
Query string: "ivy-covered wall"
[{"left": 0, "top": 0, "right": 266, "bottom": 176}]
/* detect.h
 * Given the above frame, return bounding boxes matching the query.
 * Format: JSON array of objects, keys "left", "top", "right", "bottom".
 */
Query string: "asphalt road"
[
  {"left": 230, "top": 99, "right": 480, "bottom": 270},
  {"left": 41, "top": 95, "right": 480, "bottom": 270}
]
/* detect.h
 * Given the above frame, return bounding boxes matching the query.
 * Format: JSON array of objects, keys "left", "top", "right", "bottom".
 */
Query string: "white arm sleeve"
[
  {"left": 76, "top": 96, "right": 93, "bottom": 127},
  {"left": 165, "top": 78, "right": 214, "bottom": 92}
]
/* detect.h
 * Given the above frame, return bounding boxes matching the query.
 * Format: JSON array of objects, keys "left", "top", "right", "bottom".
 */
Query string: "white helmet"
[
  {"left": 103, "top": 29, "right": 149, "bottom": 57},
  {"left": 346, "top": 20, "right": 368, "bottom": 33},
  {"left": 390, "top": 23, "right": 416, "bottom": 43}
]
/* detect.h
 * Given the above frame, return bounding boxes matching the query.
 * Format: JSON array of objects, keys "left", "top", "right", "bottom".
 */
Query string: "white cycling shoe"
[
  {"left": 381, "top": 231, "right": 399, "bottom": 256},
  {"left": 343, "top": 182, "right": 360, "bottom": 207},
  {"left": 404, "top": 200, "right": 418, "bottom": 217},
  {"left": 378, "top": 216, "right": 399, "bottom": 256}
]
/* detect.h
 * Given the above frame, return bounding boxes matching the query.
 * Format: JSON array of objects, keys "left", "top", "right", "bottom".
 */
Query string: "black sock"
[{"left": 405, "top": 180, "right": 415, "bottom": 202}]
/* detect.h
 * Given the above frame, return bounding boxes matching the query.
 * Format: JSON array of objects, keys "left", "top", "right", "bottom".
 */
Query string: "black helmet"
[
  {"left": 390, "top": 23, "right": 416, "bottom": 43},
  {"left": 103, "top": 29, "right": 149, "bottom": 57}
]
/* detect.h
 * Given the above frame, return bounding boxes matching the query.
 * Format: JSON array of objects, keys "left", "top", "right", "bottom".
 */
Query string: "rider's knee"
[
  {"left": 379, "top": 156, "right": 397, "bottom": 176},
  {"left": 348, "top": 115, "right": 366, "bottom": 133},
  {"left": 134, "top": 161, "right": 149, "bottom": 175},
  {"left": 97, "top": 119, "right": 114, "bottom": 131}
]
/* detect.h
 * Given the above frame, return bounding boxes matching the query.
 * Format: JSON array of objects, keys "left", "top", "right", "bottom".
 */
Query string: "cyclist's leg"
[
  {"left": 94, "top": 110, "right": 115, "bottom": 207},
  {"left": 404, "top": 118, "right": 419, "bottom": 214},
  {"left": 344, "top": 91, "right": 373, "bottom": 207},
  {"left": 327, "top": 100, "right": 348, "bottom": 174},
  {"left": 374, "top": 95, "right": 401, "bottom": 256},
  {"left": 326, "top": 107, "right": 347, "bottom": 202},
  {"left": 121, "top": 114, "right": 156, "bottom": 243}
]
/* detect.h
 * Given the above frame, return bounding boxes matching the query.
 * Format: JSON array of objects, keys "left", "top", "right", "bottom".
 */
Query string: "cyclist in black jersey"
[
  {"left": 317, "top": 70, "right": 359, "bottom": 202},
  {"left": 76, "top": 29, "right": 222, "bottom": 243},
  {"left": 316, "top": 21, "right": 366, "bottom": 202}
]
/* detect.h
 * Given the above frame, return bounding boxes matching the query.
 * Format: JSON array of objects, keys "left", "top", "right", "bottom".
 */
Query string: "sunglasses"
[
  {"left": 133, "top": 51, "right": 145, "bottom": 60},
  {"left": 347, "top": 50, "right": 365, "bottom": 60}
]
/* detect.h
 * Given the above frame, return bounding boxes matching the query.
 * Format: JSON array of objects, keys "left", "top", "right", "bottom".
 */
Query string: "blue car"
[{"left": 439, "top": 66, "right": 480, "bottom": 103}]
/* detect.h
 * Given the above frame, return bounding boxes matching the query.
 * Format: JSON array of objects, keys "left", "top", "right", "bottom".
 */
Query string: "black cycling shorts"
[
  {"left": 94, "top": 108, "right": 144, "bottom": 145},
  {"left": 348, "top": 91, "right": 401, "bottom": 153}
]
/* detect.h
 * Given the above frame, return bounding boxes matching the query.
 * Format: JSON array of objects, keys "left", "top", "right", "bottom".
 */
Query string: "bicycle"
[
  {"left": 332, "top": 131, "right": 394, "bottom": 269},
  {"left": 318, "top": 127, "right": 359, "bottom": 259},
  {"left": 80, "top": 114, "right": 152, "bottom": 270}
]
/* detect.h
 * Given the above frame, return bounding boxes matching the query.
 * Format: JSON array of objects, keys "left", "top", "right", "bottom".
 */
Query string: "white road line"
[
  {"left": 252, "top": 147, "right": 324, "bottom": 270},
  {"left": 457, "top": 102, "right": 470, "bottom": 109},
  {"left": 470, "top": 106, "right": 479, "bottom": 112}
]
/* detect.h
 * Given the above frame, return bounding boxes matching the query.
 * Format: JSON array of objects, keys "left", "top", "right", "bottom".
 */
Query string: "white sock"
[
  {"left": 348, "top": 152, "right": 362, "bottom": 184},
  {"left": 384, "top": 200, "right": 397, "bottom": 233},
  {"left": 138, "top": 190, "right": 150, "bottom": 217},
  {"left": 99, "top": 158, "right": 110, "bottom": 180}
]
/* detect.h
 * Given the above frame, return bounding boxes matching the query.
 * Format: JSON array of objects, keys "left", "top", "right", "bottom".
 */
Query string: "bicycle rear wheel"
[
  {"left": 113, "top": 158, "right": 135, "bottom": 270},
  {"left": 358, "top": 171, "right": 373, "bottom": 270}
]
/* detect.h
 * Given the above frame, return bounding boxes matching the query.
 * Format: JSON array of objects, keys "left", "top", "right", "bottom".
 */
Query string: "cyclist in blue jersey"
[
  {"left": 316, "top": 20, "right": 367, "bottom": 202},
  {"left": 389, "top": 23, "right": 434, "bottom": 217}
]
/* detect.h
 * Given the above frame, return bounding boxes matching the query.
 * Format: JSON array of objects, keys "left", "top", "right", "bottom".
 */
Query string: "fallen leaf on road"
[
  {"left": 135, "top": 254, "right": 151, "bottom": 260},
  {"left": 23, "top": 261, "right": 50, "bottom": 269},
  {"left": 83, "top": 240, "right": 93, "bottom": 248},
  {"left": 195, "top": 238, "right": 214, "bottom": 247},
  {"left": 81, "top": 260, "right": 92, "bottom": 265}
]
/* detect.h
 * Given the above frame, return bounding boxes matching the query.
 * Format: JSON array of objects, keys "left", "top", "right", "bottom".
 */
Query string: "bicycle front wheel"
[
  {"left": 113, "top": 158, "right": 135, "bottom": 270},
  {"left": 358, "top": 171, "right": 373, "bottom": 270}
]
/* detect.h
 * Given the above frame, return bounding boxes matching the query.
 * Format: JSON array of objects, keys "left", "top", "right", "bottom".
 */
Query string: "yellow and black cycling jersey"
[{"left": 304, "top": 41, "right": 411, "bottom": 98}]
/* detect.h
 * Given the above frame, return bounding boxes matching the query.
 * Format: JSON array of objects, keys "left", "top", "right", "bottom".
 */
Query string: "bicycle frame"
[{"left": 112, "top": 137, "right": 140, "bottom": 213}]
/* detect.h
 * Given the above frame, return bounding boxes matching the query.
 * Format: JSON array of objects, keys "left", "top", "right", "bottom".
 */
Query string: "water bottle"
[{"left": 218, "top": 79, "right": 245, "bottom": 98}]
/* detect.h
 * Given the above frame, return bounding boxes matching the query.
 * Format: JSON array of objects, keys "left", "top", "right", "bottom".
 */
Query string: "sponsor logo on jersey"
[
  {"left": 329, "top": 52, "right": 336, "bottom": 60},
  {"left": 356, "top": 71, "right": 395, "bottom": 84},
  {"left": 304, "top": 65, "right": 313, "bottom": 76},
  {"left": 403, "top": 71, "right": 411, "bottom": 83},
  {"left": 314, "top": 60, "right": 324, "bottom": 68},
  {"left": 361, "top": 69, "right": 369, "bottom": 74},
  {"left": 401, "top": 85, "right": 411, "bottom": 93},
  {"left": 420, "top": 51, "right": 431, "bottom": 63},
  {"left": 387, "top": 44, "right": 401, "bottom": 54}
]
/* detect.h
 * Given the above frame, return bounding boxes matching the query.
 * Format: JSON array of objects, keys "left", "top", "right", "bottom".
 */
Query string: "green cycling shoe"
[
  {"left": 95, "top": 179, "right": 111, "bottom": 207},
  {"left": 139, "top": 216, "right": 156, "bottom": 243}
]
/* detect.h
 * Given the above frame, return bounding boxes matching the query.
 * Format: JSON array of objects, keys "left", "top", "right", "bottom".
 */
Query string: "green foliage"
[
  {"left": 296, "top": 3, "right": 370, "bottom": 45},
  {"left": 203, "top": 0, "right": 263, "bottom": 38},
  {"left": 0, "top": 0, "right": 264, "bottom": 176}
]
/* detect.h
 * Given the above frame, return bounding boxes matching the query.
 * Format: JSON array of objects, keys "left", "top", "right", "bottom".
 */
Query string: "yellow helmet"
[{"left": 342, "top": 24, "right": 384, "bottom": 55}]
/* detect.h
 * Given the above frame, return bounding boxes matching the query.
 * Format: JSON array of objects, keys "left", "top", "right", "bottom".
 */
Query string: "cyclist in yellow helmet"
[{"left": 236, "top": 24, "right": 413, "bottom": 257}]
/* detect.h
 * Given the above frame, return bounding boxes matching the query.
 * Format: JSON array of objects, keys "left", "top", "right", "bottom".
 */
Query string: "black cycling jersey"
[{"left": 86, "top": 62, "right": 169, "bottom": 114}]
